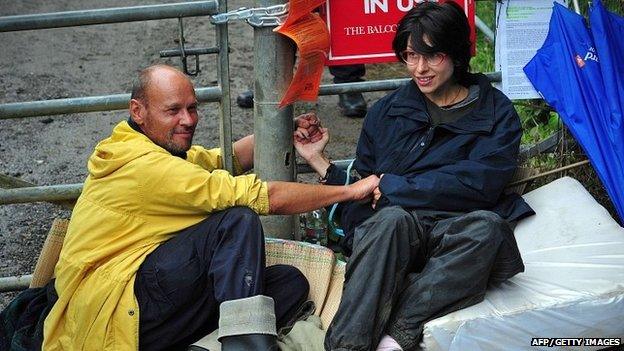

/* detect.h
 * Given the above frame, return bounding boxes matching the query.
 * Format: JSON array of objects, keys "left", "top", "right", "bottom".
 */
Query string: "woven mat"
[
  {"left": 30, "top": 218, "right": 69, "bottom": 288},
  {"left": 265, "top": 238, "right": 338, "bottom": 317}
]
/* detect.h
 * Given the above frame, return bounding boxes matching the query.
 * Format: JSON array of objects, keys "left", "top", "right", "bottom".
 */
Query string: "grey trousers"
[{"left": 325, "top": 206, "right": 522, "bottom": 351}]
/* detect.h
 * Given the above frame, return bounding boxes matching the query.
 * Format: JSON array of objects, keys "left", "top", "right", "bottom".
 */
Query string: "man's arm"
[
  {"left": 267, "top": 175, "right": 379, "bottom": 215},
  {"left": 233, "top": 135, "right": 254, "bottom": 173}
]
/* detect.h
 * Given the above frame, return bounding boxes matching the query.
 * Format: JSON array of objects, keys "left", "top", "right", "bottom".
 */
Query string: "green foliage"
[
  {"left": 517, "top": 105, "right": 561, "bottom": 145},
  {"left": 471, "top": 1, "right": 495, "bottom": 73}
]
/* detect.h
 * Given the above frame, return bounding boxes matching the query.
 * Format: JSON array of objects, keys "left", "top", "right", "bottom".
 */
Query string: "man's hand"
[{"left": 348, "top": 175, "right": 380, "bottom": 202}]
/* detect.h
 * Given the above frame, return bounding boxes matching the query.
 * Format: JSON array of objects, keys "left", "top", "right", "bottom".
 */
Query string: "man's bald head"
[
  {"left": 130, "top": 64, "right": 193, "bottom": 106},
  {"left": 129, "top": 64, "right": 199, "bottom": 155}
]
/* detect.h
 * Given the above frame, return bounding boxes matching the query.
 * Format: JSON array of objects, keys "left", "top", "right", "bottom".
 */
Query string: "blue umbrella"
[
  {"left": 524, "top": 1, "right": 624, "bottom": 222},
  {"left": 590, "top": 0, "right": 624, "bottom": 165}
]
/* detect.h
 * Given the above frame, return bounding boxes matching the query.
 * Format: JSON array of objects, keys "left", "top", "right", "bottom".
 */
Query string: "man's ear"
[{"left": 129, "top": 99, "right": 145, "bottom": 125}]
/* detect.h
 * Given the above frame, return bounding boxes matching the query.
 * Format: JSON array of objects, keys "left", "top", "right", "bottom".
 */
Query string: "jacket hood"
[{"left": 88, "top": 121, "right": 161, "bottom": 179}]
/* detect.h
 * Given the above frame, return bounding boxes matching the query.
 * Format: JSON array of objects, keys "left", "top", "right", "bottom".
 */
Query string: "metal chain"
[{"left": 210, "top": 4, "right": 289, "bottom": 27}]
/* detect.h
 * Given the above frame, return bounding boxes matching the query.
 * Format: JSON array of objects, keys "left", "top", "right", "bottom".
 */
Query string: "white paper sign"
[{"left": 494, "top": 0, "right": 568, "bottom": 100}]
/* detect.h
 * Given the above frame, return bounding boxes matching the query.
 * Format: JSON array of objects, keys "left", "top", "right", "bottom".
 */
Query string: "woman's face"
[{"left": 404, "top": 41, "right": 455, "bottom": 97}]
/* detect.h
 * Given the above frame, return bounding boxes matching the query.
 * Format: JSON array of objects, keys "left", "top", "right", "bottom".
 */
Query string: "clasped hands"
[{"left": 293, "top": 113, "right": 383, "bottom": 208}]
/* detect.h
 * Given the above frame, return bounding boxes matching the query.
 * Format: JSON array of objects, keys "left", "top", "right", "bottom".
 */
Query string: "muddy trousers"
[
  {"left": 134, "top": 207, "right": 309, "bottom": 351},
  {"left": 329, "top": 64, "right": 366, "bottom": 83},
  {"left": 325, "top": 207, "right": 514, "bottom": 351}
]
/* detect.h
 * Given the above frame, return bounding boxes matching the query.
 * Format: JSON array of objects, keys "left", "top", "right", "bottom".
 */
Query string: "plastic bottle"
[{"left": 301, "top": 208, "right": 328, "bottom": 246}]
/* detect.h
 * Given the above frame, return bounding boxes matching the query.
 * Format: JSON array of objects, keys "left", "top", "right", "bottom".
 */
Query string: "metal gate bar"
[
  {"left": 0, "top": 74, "right": 501, "bottom": 120},
  {"left": 0, "top": 1, "right": 219, "bottom": 32},
  {"left": 216, "top": 0, "right": 234, "bottom": 173},
  {"left": 0, "top": 87, "right": 222, "bottom": 120},
  {"left": 0, "top": 275, "right": 32, "bottom": 292}
]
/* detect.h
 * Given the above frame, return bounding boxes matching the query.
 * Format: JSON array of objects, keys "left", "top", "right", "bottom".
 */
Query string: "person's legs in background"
[
  {"left": 236, "top": 64, "right": 368, "bottom": 118},
  {"left": 329, "top": 64, "right": 367, "bottom": 118}
]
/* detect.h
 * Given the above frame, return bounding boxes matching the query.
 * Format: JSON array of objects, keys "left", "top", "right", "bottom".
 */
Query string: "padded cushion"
[{"left": 422, "top": 177, "right": 624, "bottom": 350}]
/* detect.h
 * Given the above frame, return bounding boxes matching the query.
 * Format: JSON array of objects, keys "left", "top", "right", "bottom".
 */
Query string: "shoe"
[
  {"left": 220, "top": 334, "right": 280, "bottom": 351},
  {"left": 236, "top": 90, "right": 254, "bottom": 108},
  {"left": 218, "top": 296, "right": 279, "bottom": 351},
  {"left": 338, "top": 92, "right": 367, "bottom": 118}
]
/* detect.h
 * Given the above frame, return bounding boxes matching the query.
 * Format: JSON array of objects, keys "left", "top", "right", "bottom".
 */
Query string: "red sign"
[{"left": 323, "top": 0, "right": 475, "bottom": 66}]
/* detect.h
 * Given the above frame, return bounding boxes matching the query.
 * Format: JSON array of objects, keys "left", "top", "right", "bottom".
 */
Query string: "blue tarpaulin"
[{"left": 524, "top": 0, "right": 624, "bottom": 223}]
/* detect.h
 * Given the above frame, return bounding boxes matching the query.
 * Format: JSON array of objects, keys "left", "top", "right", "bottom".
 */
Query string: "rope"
[
  {"left": 328, "top": 160, "right": 356, "bottom": 237},
  {"left": 508, "top": 160, "right": 590, "bottom": 187}
]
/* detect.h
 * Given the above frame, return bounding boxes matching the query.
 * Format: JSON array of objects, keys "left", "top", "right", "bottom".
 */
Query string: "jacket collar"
[
  {"left": 387, "top": 73, "right": 496, "bottom": 134},
  {"left": 126, "top": 117, "right": 187, "bottom": 159}
]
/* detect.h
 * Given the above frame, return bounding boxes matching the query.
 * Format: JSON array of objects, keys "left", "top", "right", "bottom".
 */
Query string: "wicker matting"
[{"left": 30, "top": 218, "right": 69, "bottom": 288}]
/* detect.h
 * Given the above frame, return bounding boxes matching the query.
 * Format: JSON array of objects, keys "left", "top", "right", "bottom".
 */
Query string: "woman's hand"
[
  {"left": 294, "top": 112, "right": 323, "bottom": 144},
  {"left": 293, "top": 112, "right": 332, "bottom": 177},
  {"left": 371, "top": 174, "right": 385, "bottom": 209},
  {"left": 294, "top": 127, "right": 329, "bottom": 162},
  {"left": 293, "top": 113, "right": 330, "bottom": 162}
]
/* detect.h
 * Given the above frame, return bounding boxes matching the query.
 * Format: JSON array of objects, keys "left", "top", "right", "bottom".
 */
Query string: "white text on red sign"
[{"left": 364, "top": 0, "right": 440, "bottom": 14}]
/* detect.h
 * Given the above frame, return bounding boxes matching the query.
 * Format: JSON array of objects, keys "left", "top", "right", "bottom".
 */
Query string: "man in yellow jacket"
[{"left": 41, "top": 64, "right": 379, "bottom": 350}]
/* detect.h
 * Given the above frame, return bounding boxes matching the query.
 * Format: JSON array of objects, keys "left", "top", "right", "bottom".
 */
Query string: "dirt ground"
[{"left": 0, "top": 0, "right": 393, "bottom": 307}]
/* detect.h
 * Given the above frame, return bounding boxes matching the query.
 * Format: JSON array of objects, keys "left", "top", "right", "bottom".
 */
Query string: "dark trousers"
[
  {"left": 329, "top": 64, "right": 366, "bottom": 84},
  {"left": 134, "top": 207, "right": 309, "bottom": 351},
  {"left": 325, "top": 207, "right": 519, "bottom": 351}
]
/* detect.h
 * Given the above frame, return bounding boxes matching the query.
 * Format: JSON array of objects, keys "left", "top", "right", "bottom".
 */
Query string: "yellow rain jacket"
[{"left": 43, "top": 121, "right": 269, "bottom": 350}]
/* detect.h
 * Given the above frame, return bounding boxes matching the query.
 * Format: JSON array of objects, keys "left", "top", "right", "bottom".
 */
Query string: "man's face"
[{"left": 133, "top": 70, "right": 199, "bottom": 154}]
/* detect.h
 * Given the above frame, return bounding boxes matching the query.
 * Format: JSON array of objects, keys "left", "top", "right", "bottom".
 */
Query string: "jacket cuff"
[
  {"left": 232, "top": 152, "right": 244, "bottom": 175},
  {"left": 325, "top": 164, "right": 349, "bottom": 186},
  {"left": 255, "top": 181, "right": 270, "bottom": 215},
  {"left": 379, "top": 173, "right": 404, "bottom": 197}
]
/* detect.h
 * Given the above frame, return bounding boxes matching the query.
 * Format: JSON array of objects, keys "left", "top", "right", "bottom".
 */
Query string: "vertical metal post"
[
  {"left": 216, "top": 0, "right": 234, "bottom": 173},
  {"left": 253, "top": 0, "right": 296, "bottom": 238},
  {"left": 571, "top": 0, "right": 581, "bottom": 15}
]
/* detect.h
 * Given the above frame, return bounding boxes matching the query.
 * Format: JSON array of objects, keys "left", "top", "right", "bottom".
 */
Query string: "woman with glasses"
[{"left": 294, "top": 2, "right": 533, "bottom": 350}]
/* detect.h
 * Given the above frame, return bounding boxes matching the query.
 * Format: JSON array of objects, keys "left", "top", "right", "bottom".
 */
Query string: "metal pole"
[
  {"left": 0, "top": 184, "right": 82, "bottom": 205},
  {"left": 475, "top": 15, "right": 495, "bottom": 43},
  {"left": 0, "top": 87, "right": 221, "bottom": 120},
  {"left": 253, "top": 0, "right": 296, "bottom": 239},
  {"left": 0, "top": 1, "right": 219, "bottom": 32},
  {"left": 572, "top": 0, "right": 581, "bottom": 15},
  {"left": 159, "top": 46, "right": 220, "bottom": 58},
  {"left": 216, "top": 0, "right": 234, "bottom": 173},
  {"left": 318, "top": 72, "right": 501, "bottom": 95},
  {"left": 0, "top": 275, "right": 32, "bottom": 292},
  {"left": 0, "top": 173, "right": 75, "bottom": 209}
]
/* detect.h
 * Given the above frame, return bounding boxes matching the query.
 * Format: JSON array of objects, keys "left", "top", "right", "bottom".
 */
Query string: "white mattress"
[{"left": 422, "top": 177, "right": 624, "bottom": 351}]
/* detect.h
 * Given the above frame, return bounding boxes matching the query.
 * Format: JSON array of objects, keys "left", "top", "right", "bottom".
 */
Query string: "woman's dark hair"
[{"left": 392, "top": 1, "right": 472, "bottom": 84}]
